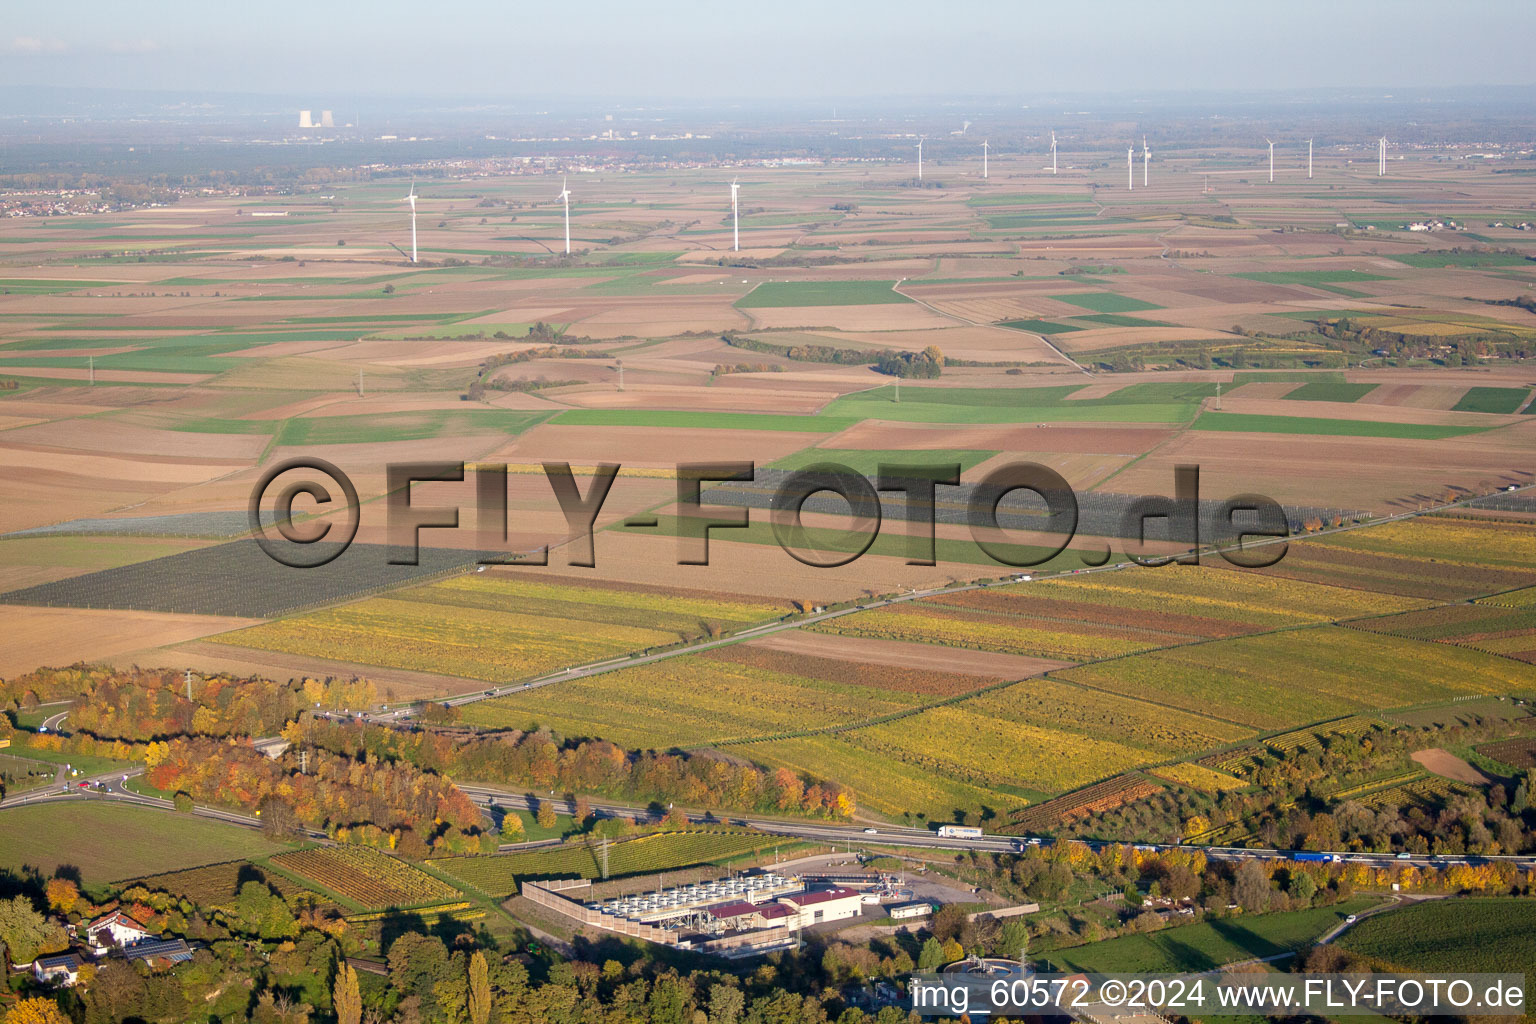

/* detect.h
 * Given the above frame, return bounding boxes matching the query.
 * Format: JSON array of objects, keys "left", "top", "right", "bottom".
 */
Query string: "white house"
[
  {"left": 33, "top": 952, "right": 84, "bottom": 986},
  {"left": 85, "top": 910, "right": 153, "bottom": 952}
]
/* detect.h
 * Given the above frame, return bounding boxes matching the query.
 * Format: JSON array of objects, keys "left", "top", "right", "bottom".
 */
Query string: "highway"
[
  {"left": 5, "top": 765, "right": 1533, "bottom": 874},
  {"left": 453, "top": 784, "right": 1536, "bottom": 871}
]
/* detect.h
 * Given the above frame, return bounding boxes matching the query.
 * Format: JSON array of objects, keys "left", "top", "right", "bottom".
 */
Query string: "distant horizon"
[{"left": 3, "top": 0, "right": 1534, "bottom": 102}]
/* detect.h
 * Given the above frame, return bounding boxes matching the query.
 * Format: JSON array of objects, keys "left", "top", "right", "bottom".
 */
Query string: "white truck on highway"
[{"left": 937, "top": 825, "right": 983, "bottom": 839}]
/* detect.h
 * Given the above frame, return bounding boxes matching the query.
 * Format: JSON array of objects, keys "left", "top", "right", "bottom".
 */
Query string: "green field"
[
  {"left": 4, "top": 739, "right": 136, "bottom": 778},
  {"left": 1334, "top": 898, "right": 1536, "bottom": 978},
  {"left": 551, "top": 410, "right": 856, "bottom": 432},
  {"left": 1452, "top": 386, "right": 1529, "bottom": 414},
  {"left": 1048, "top": 292, "right": 1163, "bottom": 313},
  {"left": 0, "top": 801, "right": 291, "bottom": 883},
  {"left": 1389, "top": 252, "right": 1533, "bottom": 268},
  {"left": 1071, "top": 313, "right": 1172, "bottom": 328},
  {"left": 1052, "top": 898, "right": 1375, "bottom": 973},
  {"left": 1233, "top": 270, "right": 1393, "bottom": 286},
  {"left": 822, "top": 383, "right": 1211, "bottom": 425},
  {"left": 768, "top": 447, "right": 998, "bottom": 476},
  {"left": 998, "top": 319, "right": 1084, "bottom": 335},
  {"left": 275, "top": 409, "right": 546, "bottom": 446},
  {"left": 1283, "top": 382, "right": 1378, "bottom": 402},
  {"left": 429, "top": 828, "right": 796, "bottom": 898},
  {"left": 735, "top": 281, "right": 912, "bottom": 307},
  {"left": 1191, "top": 412, "right": 1487, "bottom": 439}
]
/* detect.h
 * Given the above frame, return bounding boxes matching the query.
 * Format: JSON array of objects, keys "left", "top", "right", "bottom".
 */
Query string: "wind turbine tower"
[
  {"left": 917, "top": 138, "right": 924, "bottom": 180},
  {"left": 1307, "top": 138, "right": 1314, "bottom": 180},
  {"left": 1050, "top": 131, "right": 1058, "bottom": 175},
  {"left": 982, "top": 140, "right": 989, "bottom": 179},
  {"left": 557, "top": 177, "right": 572, "bottom": 255},
  {"left": 730, "top": 178, "right": 740, "bottom": 252},
  {"left": 1378, "top": 136, "right": 1387, "bottom": 176},
  {"left": 404, "top": 180, "right": 418, "bottom": 263},
  {"left": 1127, "top": 146, "right": 1134, "bottom": 191},
  {"left": 1266, "top": 139, "right": 1274, "bottom": 183},
  {"left": 1142, "top": 136, "right": 1150, "bottom": 187}
]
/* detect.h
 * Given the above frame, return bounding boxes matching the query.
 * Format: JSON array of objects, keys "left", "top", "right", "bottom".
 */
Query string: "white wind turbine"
[
  {"left": 557, "top": 176, "right": 572, "bottom": 255},
  {"left": 917, "top": 137, "right": 924, "bottom": 180},
  {"left": 1307, "top": 138, "right": 1314, "bottom": 180},
  {"left": 1127, "top": 146, "right": 1134, "bottom": 191},
  {"left": 1050, "top": 131, "right": 1058, "bottom": 175},
  {"left": 1378, "top": 136, "right": 1387, "bottom": 176},
  {"left": 730, "top": 177, "right": 740, "bottom": 252},
  {"left": 403, "top": 180, "right": 418, "bottom": 263},
  {"left": 982, "top": 140, "right": 989, "bottom": 179},
  {"left": 1266, "top": 138, "right": 1275, "bottom": 183},
  {"left": 1142, "top": 136, "right": 1150, "bottom": 187}
]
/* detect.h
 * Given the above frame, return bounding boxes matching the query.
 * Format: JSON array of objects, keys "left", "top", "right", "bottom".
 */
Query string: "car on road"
[
  {"left": 76, "top": 781, "right": 90, "bottom": 788},
  {"left": 1345, "top": 914, "right": 1357, "bottom": 924},
  {"left": 863, "top": 828, "right": 878, "bottom": 834},
  {"left": 1396, "top": 852, "right": 1413, "bottom": 859}
]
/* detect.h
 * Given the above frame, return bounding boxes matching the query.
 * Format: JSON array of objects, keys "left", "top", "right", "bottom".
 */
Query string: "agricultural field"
[
  {"left": 460, "top": 645, "right": 935, "bottom": 747},
  {"left": 0, "top": 802, "right": 292, "bottom": 883},
  {"left": 1053, "top": 627, "right": 1523, "bottom": 730},
  {"left": 127, "top": 860, "right": 322, "bottom": 908},
  {"left": 1053, "top": 898, "right": 1377, "bottom": 973},
  {"left": 1148, "top": 761, "right": 1250, "bottom": 792},
  {"left": 1477, "top": 735, "right": 1536, "bottom": 770},
  {"left": 1346, "top": 601, "right": 1536, "bottom": 663},
  {"left": 269, "top": 846, "right": 462, "bottom": 910},
  {"left": 8, "top": 141, "right": 1536, "bottom": 850},
  {"left": 1191, "top": 412, "right": 1488, "bottom": 440},
  {"left": 0, "top": 540, "right": 491, "bottom": 619},
  {"left": 733, "top": 733, "right": 1031, "bottom": 821},
  {"left": 1004, "top": 776, "right": 1163, "bottom": 834},
  {"left": 214, "top": 574, "right": 787, "bottom": 685},
  {"left": 1334, "top": 898, "right": 1536, "bottom": 979},
  {"left": 1047, "top": 292, "right": 1163, "bottom": 313},
  {"left": 1282, "top": 382, "right": 1378, "bottom": 402},
  {"left": 735, "top": 281, "right": 912, "bottom": 307},
  {"left": 1263, "top": 518, "right": 1536, "bottom": 601},
  {"left": 428, "top": 828, "right": 792, "bottom": 898},
  {"left": 1453, "top": 386, "right": 1529, "bottom": 414},
  {"left": 812, "top": 564, "right": 1425, "bottom": 662}
]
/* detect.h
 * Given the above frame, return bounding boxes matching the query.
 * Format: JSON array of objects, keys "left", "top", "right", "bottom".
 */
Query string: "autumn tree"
[
  {"left": 536, "top": 800, "right": 558, "bottom": 830},
  {"left": 334, "top": 962, "right": 362, "bottom": 1024},
  {"left": 43, "top": 878, "right": 78, "bottom": 915},
  {"left": 468, "top": 951, "right": 491, "bottom": 1024},
  {"left": 3, "top": 998, "right": 71, "bottom": 1024}
]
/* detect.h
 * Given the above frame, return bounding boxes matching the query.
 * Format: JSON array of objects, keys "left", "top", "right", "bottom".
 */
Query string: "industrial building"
[{"left": 524, "top": 873, "right": 871, "bottom": 958}]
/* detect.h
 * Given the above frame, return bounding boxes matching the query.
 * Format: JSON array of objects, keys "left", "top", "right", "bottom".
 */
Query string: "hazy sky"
[{"left": 4, "top": 0, "right": 1534, "bottom": 100}]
